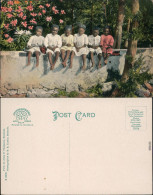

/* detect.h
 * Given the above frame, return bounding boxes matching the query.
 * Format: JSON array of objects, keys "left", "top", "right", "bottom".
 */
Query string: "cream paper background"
[{"left": 1, "top": 98, "right": 152, "bottom": 194}]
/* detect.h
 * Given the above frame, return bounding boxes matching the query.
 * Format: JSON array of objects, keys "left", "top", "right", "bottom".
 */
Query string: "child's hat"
[
  {"left": 104, "top": 25, "right": 110, "bottom": 30},
  {"left": 78, "top": 24, "right": 86, "bottom": 30},
  {"left": 52, "top": 24, "right": 59, "bottom": 29},
  {"left": 93, "top": 26, "right": 100, "bottom": 31},
  {"left": 65, "top": 25, "right": 72, "bottom": 31},
  {"left": 36, "top": 26, "right": 43, "bottom": 31}
]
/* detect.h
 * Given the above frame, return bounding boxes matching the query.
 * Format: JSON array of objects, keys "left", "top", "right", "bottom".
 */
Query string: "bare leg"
[
  {"left": 82, "top": 54, "right": 87, "bottom": 70},
  {"left": 69, "top": 51, "right": 75, "bottom": 69},
  {"left": 105, "top": 54, "right": 110, "bottom": 64},
  {"left": 61, "top": 49, "right": 66, "bottom": 63},
  {"left": 98, "top": 53, "right": 102, "bottom": 69},
  {"left": 52, "top": 51, "right": 60, "bottom": 69},
  {"left": 35, "top": 51, "right": 40, "bottom": 67},
  {"left": 90, "top": 52, "right": 95, "bottom": 67},
  {"left": 103, "top": 53, "right": 107, "bottom": 65},
  {"left": 26, "top": 51, "right": 32, "bottom": 66},
  {"left": 48, "top": 52, "right": 53, "bottom": 70},
  {"left": 62, "top": 50, "right": 71, "bottom": 67}
]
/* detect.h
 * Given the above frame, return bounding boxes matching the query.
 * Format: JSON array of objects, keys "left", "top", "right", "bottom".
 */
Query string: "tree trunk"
[
  {"left": 124, "top": 18, "right": 131, "bottom": 48},
  {"left": 113, "top": 0, "right": 125, "bottom": 49},
  {"left": 122, "top": 0, "right": 139, "bottom": 81}
]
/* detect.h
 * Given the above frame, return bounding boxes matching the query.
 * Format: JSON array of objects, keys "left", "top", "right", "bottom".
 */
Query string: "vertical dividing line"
[{"left": 69, "top": 120, "right": 71, "bottom": 188}]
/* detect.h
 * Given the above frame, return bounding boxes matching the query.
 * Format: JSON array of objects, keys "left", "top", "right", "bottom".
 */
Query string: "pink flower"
[
  {"left": 38, "top": 12, "right": 42, "bottom": 16},
  {"left": 30, "top": 13, "right": 37, "bottom": 17},
  {"left": 7, "top": 7, "right": 13, "bottom": 12},
  {"left": 1, "top": 7, "right": 8, "bottom": 12},
  {"left": 26, "top": 5, "right": 33, "bottom": 11},
  {"left": 18, "top": 12, "right": 24, "bottom": 18},
  {"left": 4, "top": 24, "right": 9, "bottom": 30},
  {"left": 46, "top": 16, "right": 52, "bottom": 22},
  {"left": 21, "top": 21, "right": 27, "bottom": 27},
  {"left": 7, "top": 1, "right": 14, "bottom": 6},
  {"left": 54, "top": 10, "right": 59, "bottom": 14},
  {"left": 4, "top": 34, "right": 9, "bottom": 38},
  {"left": 59, "top": 19, "right": 64, "bottom": 24},
  {"left": 28, "top": 26, "right": 34, "bottom": 30},
  {"left": 16, "top": 6, "right": 23, "bottom": 13},
  {"left": 22, "top": 16, "right": 27, "bottom": 20},
  {"left": 46, "top": 4, "right": 50, "bottom": 8},
  {"left": 7, "top": 13, "right": 14, "bottom": 18},
  {"left": 11, "top": 19, "right": 17, "bottom": 27},
  {"left": 42, "top": 10, "right": 46, "bottom": 14},
  {"left": 30, "top": 19, "right": 37, "bottom": 24},
  {"left": 7, "top": 37, "right": 14, "bottom": 43},
  {"left": 61, "top": 10, "right": 66, "bottom": 14},
  {"left": 39, "top": 5, "right": 44, "bottom": 9},
  {"left": 52, "top": 6, "right": 56, "bottom": 11}
]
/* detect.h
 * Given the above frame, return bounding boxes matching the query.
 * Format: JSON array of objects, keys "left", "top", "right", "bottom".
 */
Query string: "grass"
[{"left": 53, "top": 89, "right": 79, "bottom": 97}]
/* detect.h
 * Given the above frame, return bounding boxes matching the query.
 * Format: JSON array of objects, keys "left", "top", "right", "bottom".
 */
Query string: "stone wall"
[{"left": 0, "top": 48, "right": 153, "bottom": 97}]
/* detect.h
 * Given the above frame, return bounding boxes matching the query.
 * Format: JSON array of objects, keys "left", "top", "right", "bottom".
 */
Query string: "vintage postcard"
[
  {"left": 1, "top": 98, "right": 152, "bottom": 194},
  {"left": 0, "top": 0, "right": 153, "bottom": 194},
  {"left": 0, "top": 0, "right": 153, "bottom": 98}
]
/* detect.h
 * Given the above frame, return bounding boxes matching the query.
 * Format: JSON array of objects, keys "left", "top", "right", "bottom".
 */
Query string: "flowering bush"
[{"left": 1, "top": 0, "right": 66, "bottom": 50}]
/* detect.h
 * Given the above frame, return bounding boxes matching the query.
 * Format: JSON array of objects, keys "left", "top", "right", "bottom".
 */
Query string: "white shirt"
[
  {"left": 27, "top": 35, "right": 44, "bottom": 47},
  {"left": 44, "top": 34, "right": 62, "bottom": 48},
  {"left": 74, "top": 34, "right": 88, "bottom": 47},
  {"left": 88, "top": 35, "right": 101, "bottom": 47}
]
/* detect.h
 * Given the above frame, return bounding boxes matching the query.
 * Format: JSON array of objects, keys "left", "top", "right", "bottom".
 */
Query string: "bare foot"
[
  {"left": 91, "top": 62, "right": 95, "bottom": 67},
  {"left": 50, "top": 65, "right": 54, "bottom": 70},
  {"left": 26, "top": 62, "right": 31, "bottom": 66},
  {"left": 36, "top": 63, "right": 39, "bottom": 67},
  {"left": 69, "top": 64, "right": 72, "bottom": 69},
  {"left": 104, "top": 60, "right": 107, "bottom": 65},
  {"left": 62, "top": 61, "right": 66, "bottom": 68},
  {"left": 82, "top": 65, "right": 86, "bottom": 70},
  {"left": 98, "top": 64, "right": 101, "bottom": 69}
]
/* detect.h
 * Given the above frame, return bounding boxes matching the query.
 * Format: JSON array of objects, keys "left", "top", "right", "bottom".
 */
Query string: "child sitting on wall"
[
  {"left": 88, "top": 27, "right": 102, "bottom": 69},
  {"left": 61, "top": 25, "right": 74, "bottom": 68},
  {"left": 26, "top": 26, "right": 44, "bottom": 67},
  {"left": 100, "top": 26, "right": 114, "bottom": 65},
  {"left": 44, "top": 24, "right": 62, "bottom": 70},
  {"left": 72, "top": 24, "right": 89, "bottom": 70}
]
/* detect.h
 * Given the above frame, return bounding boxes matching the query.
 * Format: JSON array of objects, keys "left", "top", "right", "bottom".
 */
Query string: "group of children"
[{"left": 27, "top": 24, "right": 114, "bottom": 70}]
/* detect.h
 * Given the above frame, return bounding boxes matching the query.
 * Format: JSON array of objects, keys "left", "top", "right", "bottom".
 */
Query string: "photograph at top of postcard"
[{"left": 0, "top": 0, "right": 153, "bottom": 98}]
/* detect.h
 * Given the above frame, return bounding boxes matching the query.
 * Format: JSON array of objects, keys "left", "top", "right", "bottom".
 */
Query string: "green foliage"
[
  {"left": 106, "top": 0, "right": 118, "bottom": 35},
  {"left": 123, "top": 0, "right": 153, "bottom": 47},
  {"left": 57, "top": 0, "right": 108, "bottom": 35},
  {"left": 138, "top": 0, "right": 153, "bottom": 47},
  {"left": 86, "top": 84, "right": 103, "bottom": 97},
  {"left": 13, "top": 34, "right": 31, "bottom": 51},
  {"left": 68, "top": 91, "right": 79, "bottom": 97},
  {"left": 53, "top": 89, "right": 79, "bottom": 97},
  {"left": 0, "top": 35, "right": 17, "bottom": 51},
  {"left": 116, "top": 56, "right": 153, "bottom": 97},
  {"left": 0, "top": 33, "right": 31, "bottom": 51},
  {"left": 123, "top": 12, "right": 144, "bottom": 41},
  {"left": 55, "top": 89, "right": 68, "bottom": 97}
]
